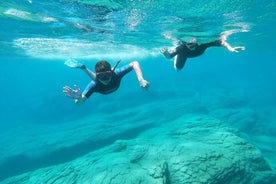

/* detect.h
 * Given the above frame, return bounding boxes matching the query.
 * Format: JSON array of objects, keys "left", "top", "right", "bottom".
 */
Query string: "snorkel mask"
[
  {"left": 95, "top": 60, "right": 121, "bottom": 85},
  {"left": 96, "top": 70, "right": 112, "bottom": 85},
  {"left": 186, "top": 38, "right": 197, "bottom": 50}
]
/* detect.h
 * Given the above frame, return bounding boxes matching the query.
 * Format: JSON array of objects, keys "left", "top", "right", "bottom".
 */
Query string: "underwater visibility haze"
[{"left": 0, "top": 0, "right": 276, "bottom": 183}]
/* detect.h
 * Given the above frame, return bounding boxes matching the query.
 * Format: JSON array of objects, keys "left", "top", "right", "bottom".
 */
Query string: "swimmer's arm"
[
  {"left": 81, "top": 65, "right": 96, "bottom": 80},
  {"left": 161, "top": 47, "right": 178, "bottom": 58},
  {"left": 221, "top": 40, "right": 245, "bottom": 53},
  {"left": 129, "top": 61, "right": 150, "bottom": 90}
]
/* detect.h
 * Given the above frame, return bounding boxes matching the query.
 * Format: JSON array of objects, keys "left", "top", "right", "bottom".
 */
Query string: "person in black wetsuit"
[
  {"left": 161, "top": 38, "right": 245, "bottom": 70},
  {"left": 63, "top": 60, "right": 150, "bottom": 104}
]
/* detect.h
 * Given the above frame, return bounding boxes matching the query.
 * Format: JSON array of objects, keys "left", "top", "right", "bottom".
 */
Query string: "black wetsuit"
[
  {"left": 82, "top": 65, "right": 132, "bottom": 98},
  {"left": 168, "top": 40, "right": 222, "bottom": 69}
]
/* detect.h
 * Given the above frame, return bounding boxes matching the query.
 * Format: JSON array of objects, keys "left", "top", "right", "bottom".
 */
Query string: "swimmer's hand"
[
  {"left": 161, "top": 48, "right": 171, "bottom": 59},
  {"left": 139, "top": 79, "right": 150, "bottom": 90},
  {"left": 63, "top": 85, "right": 82, "bottom": 99},
  {"left": 161, "top": 47, "right": 168, "bottom": 53}
]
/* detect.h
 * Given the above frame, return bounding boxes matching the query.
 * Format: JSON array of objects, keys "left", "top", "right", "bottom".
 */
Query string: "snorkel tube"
[{"left": 112, "top": 59, "right": 121, "bottom": 71}]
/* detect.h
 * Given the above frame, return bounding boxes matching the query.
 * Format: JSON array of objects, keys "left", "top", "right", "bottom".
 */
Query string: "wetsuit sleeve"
[
  {"left": 114, "top": 64, "right": 133, "bottom": 78},
  {"left": 82, "top": 80, "right": 96, "bottom": 99}
]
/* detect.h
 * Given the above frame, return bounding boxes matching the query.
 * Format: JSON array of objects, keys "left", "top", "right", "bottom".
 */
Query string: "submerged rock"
[{"left": 2, "top": 114, "right": 276, "bottom": 184}]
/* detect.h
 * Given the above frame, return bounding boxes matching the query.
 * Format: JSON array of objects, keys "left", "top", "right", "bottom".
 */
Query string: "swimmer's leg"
[{"left": 174, "top": 54, "right": 187, "bottom": 70}]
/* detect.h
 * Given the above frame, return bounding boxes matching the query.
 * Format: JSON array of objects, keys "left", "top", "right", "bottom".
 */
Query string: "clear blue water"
[{"left": 0, "top": 0, "right": 275, "bottom": 181}]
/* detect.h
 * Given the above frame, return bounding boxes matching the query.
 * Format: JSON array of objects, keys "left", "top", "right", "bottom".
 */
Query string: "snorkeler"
[
  {"left": 63, "top": 60, "right": 150, "bottom": 104},
  {"left": 161, "top": 34, "right": 245, "bottom": 70}
]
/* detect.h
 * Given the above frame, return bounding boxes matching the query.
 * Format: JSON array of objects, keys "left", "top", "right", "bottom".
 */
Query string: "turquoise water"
[{"left": 0, "top": 0, "right": 276, "bottom": 182}]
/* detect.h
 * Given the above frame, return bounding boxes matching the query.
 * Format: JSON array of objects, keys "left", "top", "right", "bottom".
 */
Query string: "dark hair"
[{"left": 95, "top": 60, "right": 111, "bottom": 72}]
